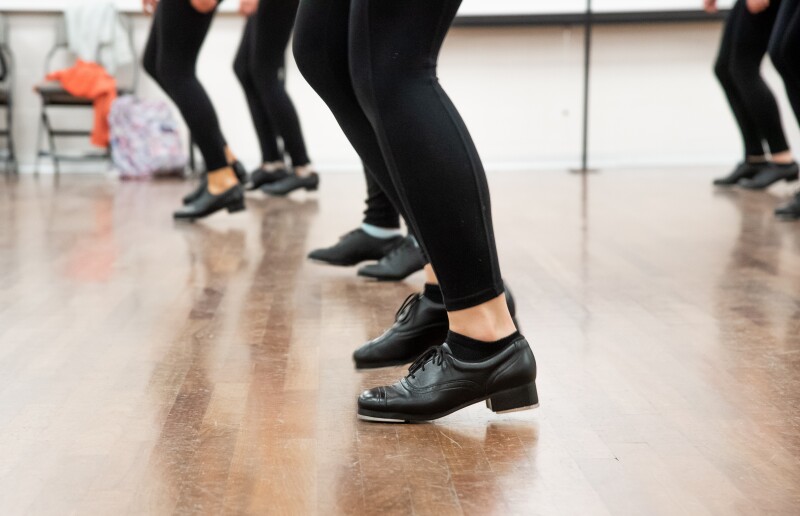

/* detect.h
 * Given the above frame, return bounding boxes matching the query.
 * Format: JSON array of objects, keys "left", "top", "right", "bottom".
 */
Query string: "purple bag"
[{"left": 109, "top": 95, "right": 186, "bottom": 179}]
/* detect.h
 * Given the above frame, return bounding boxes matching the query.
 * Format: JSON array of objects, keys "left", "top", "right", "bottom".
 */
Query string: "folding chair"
[
  {"left": 34, "top": 12, "right": 138, "bottom": 176},
  {"left": 0, "top": 14, "right": 16, "bottom": 175}
]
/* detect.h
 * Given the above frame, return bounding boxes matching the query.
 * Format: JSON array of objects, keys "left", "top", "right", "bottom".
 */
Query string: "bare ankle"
[
  {"left": 262, "top": 161, "right": 285, "bottom": 172},
  {"left": 294, "top": 164, "right": 315, "bottom": 177},
  {"left": 224, "top": 147, "right": 236, "bottom": 164},
  {"left": 771, "top": 151, "right": 794, "bottom": 165},
  {"left": 206, "top": 166, "right": 238, "bottom": 195},
  {"left": 423, "top": 264, "right": 438, "bottom": 285}
]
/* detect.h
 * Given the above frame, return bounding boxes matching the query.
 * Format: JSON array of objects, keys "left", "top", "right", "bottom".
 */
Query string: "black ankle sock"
[
  {"left": 774, "top": 161, "right": 798, "bottom": 168},
  {"left": 446, "top": 330, "right": 521, "bottom": 361},
  {"left": 423, "top": 283, "right": 444, "bottom": 304}
]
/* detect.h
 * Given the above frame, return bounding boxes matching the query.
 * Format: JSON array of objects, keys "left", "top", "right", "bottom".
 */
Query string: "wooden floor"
[{"left": 0, "top": 168, "right": 799, "bottom": 515}]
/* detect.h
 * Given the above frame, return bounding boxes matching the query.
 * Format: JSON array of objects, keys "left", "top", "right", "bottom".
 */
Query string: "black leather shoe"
[
  {"left": 183, "top": 180, "right": 207, "bottom": 205},
  {"left": 183, "top": 161, "right": 248, "bottom": 205},
  {"left": 775, "top": 192, "right": 800, "bottom": 219},
  {"left": 740, "top": 163, "right": 799, "bottom": 190},
  {"left": 353, "top": 287, "right": 517, "bottom": 369},
  {"left": 247, "top": 167, "right": 289, "bottom": 191},
  {"left": 173, "top": 184, "right": 246, "bottom": 221},
  {"left": 261, "top": 172, "right": 320, "bottom": 196},
  {"left": 232, "top": 160, "right": 248, "bottom": 184},
  {"left": 357, "top": 338, "right": 538, "bottom": 423},
  {"left": 357, "top": 236, "right": 425, "bottom": 281},
  {"left": 713, "top": 162, "right": 766, "bottom": 186},
  {"left": 308, "top": 228, "right": 403, "bottom": 266}
]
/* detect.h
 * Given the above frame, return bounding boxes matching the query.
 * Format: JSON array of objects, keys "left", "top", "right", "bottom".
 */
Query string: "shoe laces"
[
  {"left": 384, "top": 237, "right": 413, "bottom": 259},
  {"left": 395, "top": 293, "right": 421, "bottom": 322},
  {"left": 407, "top": 346, "right": 445, "bottom": 379},
  {"left": 382, "top": 244, "right": 403, "bottom": 262}
]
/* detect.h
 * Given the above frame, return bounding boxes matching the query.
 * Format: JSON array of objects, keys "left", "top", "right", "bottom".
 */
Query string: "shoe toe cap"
[
  {"left": 352, "top": 345, "right": 369, "bottom": 363},
  {"left": 307, "top": 248, "right": 329, "bottom": 260},
  {"left": 352, "top": 339, "right": 383, "bottom": 365},
  {"left": 358, "top": 386, "right": 386, "bottom": 409},
  {"left": 357, "top": 263, "right": 381, "bottom": 275}
]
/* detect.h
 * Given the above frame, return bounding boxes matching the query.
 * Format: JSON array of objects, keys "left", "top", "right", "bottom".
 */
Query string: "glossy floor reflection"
[{"left": 0, "top": 169, "right": 799, "bottom": 514}]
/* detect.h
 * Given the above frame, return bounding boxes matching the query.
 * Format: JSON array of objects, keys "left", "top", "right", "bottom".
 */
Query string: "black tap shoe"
[
  {"left": 353, "top": 286, "right": 517, "bottom": 369},
  {"left": 775, "top": 192, "right": 800, "bottom": 220},
  {"left": 308, "top": 228, "right": 402, "bottom": 266},
  {"left": 357, "top": 337, "right": 538, "bottom": 423},
  {"left": 261, "top": 172, "right": 320, "bottom": 196},
  {"left": 712, "top": 162, "right": 767, "bottom": 186},
  {"left": 357, "top": 235, "right": 425, "bottom": 281},
  {"left": 247, "top": 167, "right": 289, "bottom": 191},
  {"left": 740, "top": 163, "right": 799, "bottom": 190},
  {"left": 183, "top": 179, "right": 207, "bottom": 206},
  {"left": 182, "top": 161, "right": 247, "bottom": 205},
  {"left": 173, "top": 184, "right": 246, "bottom": 221},
  {"left": 231, "top": 160, "right": 248, "bottom": 184}
]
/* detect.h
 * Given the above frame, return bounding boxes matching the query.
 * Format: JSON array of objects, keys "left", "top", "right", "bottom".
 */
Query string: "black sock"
[
  {"left": 423, "top": 283, "right": 444, "bottom": 305},
  {"left": 774, "top": 161, "right": 798, "bottom": 168},
  {"left": 446, "top": 330, "right": 521, "bottom": 361}
]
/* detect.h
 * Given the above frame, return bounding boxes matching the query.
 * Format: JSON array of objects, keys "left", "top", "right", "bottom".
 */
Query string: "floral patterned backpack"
[{"left": 109, "top": 95, "right": 186, "bottom": 179}]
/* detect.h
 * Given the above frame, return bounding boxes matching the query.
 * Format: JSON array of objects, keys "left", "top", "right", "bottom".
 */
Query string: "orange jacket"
[{"left": 46, "top": 60, "right": 117, "bottom": 147}]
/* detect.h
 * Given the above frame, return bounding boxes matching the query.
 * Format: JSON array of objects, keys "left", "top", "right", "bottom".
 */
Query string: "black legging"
[
  {"left": 233, "top": 0, "right": 310, "bottom": 167},
  {"left": 715, "top": 0, "right": 789, "bottom": 158},
  {"left": 143, "top": 0, "right": 228, "bottom": 171},
  {"left": 294, "top": 0, "right": 503, "bottom": 310},
  {"left": 234, "top": 15, "right": 281, "bottom": 164},
  {"left": 363, "top": 172, "right": 400, "bottom": 229},
  {"left": 770, "top": 0, "right": 800, "bottom": 125},
  {"left": 232, "top": 1, "right": 398, "bottom": 228}
]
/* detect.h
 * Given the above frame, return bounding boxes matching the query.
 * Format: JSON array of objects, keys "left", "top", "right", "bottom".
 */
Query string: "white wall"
[
  {"left": 0, "top": 0, "right": 737, "bottom": 17},
  {"left": 4, "top": 12, "right": 800, "bottom": 173}
]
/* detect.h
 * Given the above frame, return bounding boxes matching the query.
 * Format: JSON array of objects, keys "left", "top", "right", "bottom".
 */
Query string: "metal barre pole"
[
  {"left": 571, "top": 0, "right": 596, "bottom": 174},
  {"left": 579, "top": 0, "right": 594, "bottom": 172}
]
